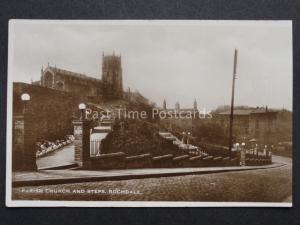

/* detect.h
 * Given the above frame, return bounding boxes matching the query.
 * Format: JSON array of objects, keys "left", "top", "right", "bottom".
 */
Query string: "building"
[
  {"left": 39, "top": 66, "right": 102, "bottom": 96},
  {"left": 163, "top": 99, "right": 167, "bottom": 110},
  {"left": 124, "top": 88, "right": 149, "bottom": 105},
  {"left": 158, "top": 100, "right": 200, "bottom": 131},
  {"left": 215, "top": 106, "right": 278, "bottom": 143},
  {"left": 36, "top": 53, "right": 123, "bottom": 100},
  {"left": 102, "top": 53, "right": 123, "bottom": 99}
]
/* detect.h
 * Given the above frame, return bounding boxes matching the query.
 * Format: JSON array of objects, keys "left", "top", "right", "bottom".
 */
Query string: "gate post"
[
  {"left": 12, "top": 114, "right": 37, "bottom": 171},
  {"left": 73, "top": 119, "right": 92, "bottom": 168},
  {"left": 12, "top": 115, "right": 25, "bottom": 171}
]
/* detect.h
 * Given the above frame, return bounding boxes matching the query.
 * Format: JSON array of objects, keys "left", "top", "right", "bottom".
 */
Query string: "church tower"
[
  {"left": 102, "top": 52, "right": 123, "bottom": 99},
  {"left": 163, "top": 99, "right": 167, "bottom": 110},
  {"left": 175, "top": 101, "right": 180, "bottom": 111},
  {"left": 193, "top": 99, "right": 198, "bottom": 111}
]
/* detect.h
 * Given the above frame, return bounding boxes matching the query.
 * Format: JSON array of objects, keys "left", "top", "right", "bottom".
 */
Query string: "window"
[
  {"left": 56, "top": 81, "right": 64, "bottom": 91},
  {"left": 44, "top": 72, "right": 53, "bottom": 88}
]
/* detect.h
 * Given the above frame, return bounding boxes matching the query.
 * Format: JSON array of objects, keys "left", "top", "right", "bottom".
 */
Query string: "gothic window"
[
  {"left": 56, "top": 81, "right": 64, "bottom": 91},
  {"left": 44, "top": 72, "right": 53, "bottom": 88}
]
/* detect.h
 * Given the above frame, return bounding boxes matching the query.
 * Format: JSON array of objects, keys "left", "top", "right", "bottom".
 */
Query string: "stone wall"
[
  {"left": 87, "top": 153, "right": 243, "bottom": 170},
  {"left": 12, "top": 82, "right": 85, "bottom": 170},
  {"left": 13, "top": 82, "right": 85, "bottom": 141}
]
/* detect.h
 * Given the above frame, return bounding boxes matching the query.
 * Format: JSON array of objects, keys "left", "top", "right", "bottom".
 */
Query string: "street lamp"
[
  {"left": 187, "top": 132, "right": 191, "bottom": 146},
  {"left": 21, "top": 93, "right": 30, "bottom": 114},
  {"left": 182, "top": 131, "right": 186, "bottom": 144},
  {"left": 240, "top": 142, "right": 246, "bottom": 166},
  {"left": 78, "top": 103, "right": 86, "bottom": 120}
]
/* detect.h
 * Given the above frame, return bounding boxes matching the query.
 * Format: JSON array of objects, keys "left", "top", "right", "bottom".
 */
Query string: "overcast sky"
[{"left": 9, "top": 20, "right": 293, "bottom": 110}]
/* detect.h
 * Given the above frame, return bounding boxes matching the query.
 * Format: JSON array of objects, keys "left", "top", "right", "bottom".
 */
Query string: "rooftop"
[
  {"left": 159, "top": 108, "right": 197, "bottom": 112},
  {"left": 46, "top": 66, "right": 101, "bottom": 83},
  {"left": 218, "top": 107, "right": 278, "bottom": 115}
]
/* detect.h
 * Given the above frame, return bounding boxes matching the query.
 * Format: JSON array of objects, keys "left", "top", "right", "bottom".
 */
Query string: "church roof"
[
  {"left": 47, "top": 66, "right": 102, "bottom": 83},
  {"left": 250, "top": 107, "right": 278, "bottom": 114},
  {"left": 218, "top": 109, "right": 253, "bottom": 115}
]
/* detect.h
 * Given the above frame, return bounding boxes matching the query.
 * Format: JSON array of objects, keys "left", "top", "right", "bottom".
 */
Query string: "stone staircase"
[{"left": 158, "top": 132, "right": 199, "bottom": 152}]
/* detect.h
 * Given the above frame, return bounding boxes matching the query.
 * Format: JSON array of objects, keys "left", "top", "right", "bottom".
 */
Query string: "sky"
[{"left": 9, "top": 20, "right": 293, "bottom": 110}]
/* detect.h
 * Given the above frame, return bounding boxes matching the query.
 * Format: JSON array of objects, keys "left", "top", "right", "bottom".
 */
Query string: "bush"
[{"left": 193, "top": 122, "right": 227, "bottom": 145}]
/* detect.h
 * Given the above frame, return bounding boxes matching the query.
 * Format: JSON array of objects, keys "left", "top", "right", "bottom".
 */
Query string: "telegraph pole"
[{"left": 228, "top": 49, "right": 238, "bottom": 156}]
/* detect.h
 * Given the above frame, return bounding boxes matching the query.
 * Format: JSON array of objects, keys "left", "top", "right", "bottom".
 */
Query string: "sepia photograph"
[{"left": 6, "top": 20, "right": 293, "bottom": 207}]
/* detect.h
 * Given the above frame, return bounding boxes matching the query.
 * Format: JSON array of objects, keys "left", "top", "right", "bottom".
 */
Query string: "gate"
[{"left": 90, "top": 139, "right": 101, "bottom": 157}]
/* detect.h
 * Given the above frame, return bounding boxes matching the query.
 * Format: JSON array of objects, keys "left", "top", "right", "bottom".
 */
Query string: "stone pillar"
[
  {"left": 12, "top": 115, "right": 25, "bottom": 171},
  {"left": 12, "top": 114, "right": 37, "bottom": 171},
  {"left": 23, "top": 114, "right": 38, "bottom": 170},
  {"left": 73, "top": 119, "right": 92, "bottom": 168}
]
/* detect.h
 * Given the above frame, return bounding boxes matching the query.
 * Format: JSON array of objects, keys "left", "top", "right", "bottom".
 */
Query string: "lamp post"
[
  {"left": 241, "top": 142, "right": 246, "bottom": 166},
  {"left": 182, "top": 131, "right": 186, "bottom": 144},
  {"left": 21, "top": 93, "right": 30, "bottom": 114},
  {"left": 20, "top": 92, "right": 37, "bottom": 170},
  {"left": 78, "top": 103, "right": 86, "bottom": 120},
  {"left": 228, "top": 49, "right": 238, "bottom": 156},
  {"left": 187, "top": 132, "right": 191, "bottom": 145}
]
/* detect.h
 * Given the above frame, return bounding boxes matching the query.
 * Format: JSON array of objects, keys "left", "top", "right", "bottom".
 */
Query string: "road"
[
  {"left": 36, "top": 143, "right": 75, "bottom": 169},
  {"left": 14, "top": 155, "right": 292, "bottom": 203}
]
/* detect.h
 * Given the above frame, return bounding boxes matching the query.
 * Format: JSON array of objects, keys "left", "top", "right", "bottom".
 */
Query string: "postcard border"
[{"left": 6, "top": 19, "right": 293, "bottom": 208}]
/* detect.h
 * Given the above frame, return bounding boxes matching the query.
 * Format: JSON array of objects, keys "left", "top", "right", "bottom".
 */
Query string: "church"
[{"left": 34, "top": 52, "right": 123, "bottom": 100}]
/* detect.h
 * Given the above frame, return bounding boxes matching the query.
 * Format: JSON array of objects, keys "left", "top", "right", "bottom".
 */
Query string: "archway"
[{"left": 44, "top": 72, "right": 53, "bottom": 88}]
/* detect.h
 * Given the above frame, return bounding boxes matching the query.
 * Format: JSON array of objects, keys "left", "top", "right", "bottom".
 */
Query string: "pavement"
[
  {"left": 12, "top": 161, "right": 285, "bottom": 187},
  {"left": 31, "top": 140, "right": 291, "bottom": 190}
]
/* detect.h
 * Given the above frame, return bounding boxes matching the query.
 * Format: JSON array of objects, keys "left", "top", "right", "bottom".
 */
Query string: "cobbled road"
[{"left": 13, "top": 156, "right": 292, "bottom": 202}]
